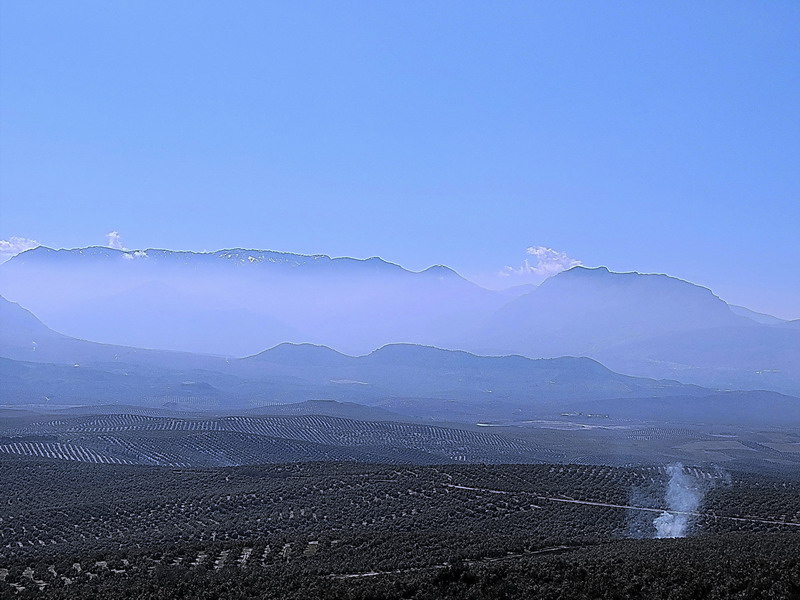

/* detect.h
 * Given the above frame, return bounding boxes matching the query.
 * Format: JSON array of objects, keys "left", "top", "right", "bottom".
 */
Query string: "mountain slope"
[
  {"left": 595, "top": 324, "right": 800, "bottom": 394},
  {"left": 470, "top": 266, "right": 800, "bottom": 395},
  {"left": 729, "top": 304, "right": 787, "bottom": 325},
  {"left": 474, "top": 266, "right": 751, "bottom": 357},
  {"left": 0, "top": 295, "right": 227, "bottom": 371}
]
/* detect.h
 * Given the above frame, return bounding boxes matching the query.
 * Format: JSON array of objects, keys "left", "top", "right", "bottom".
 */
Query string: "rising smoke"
[
  {"left": 626, "top": 462, "right": 724, "bottom": 540},
  {"left": 652, "top": 463, "right": 702, "bottom": 538}
]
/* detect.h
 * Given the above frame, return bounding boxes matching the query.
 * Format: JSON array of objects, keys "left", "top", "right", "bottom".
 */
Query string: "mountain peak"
[
  {"left": 418, "top": 264, "right": 463, "bottom": 278},
  {"left": 480, "top": 262, "right": 751, "bottom": 360},
  {"left": 245, "top": 342, "right": 352, "bottom": 365}
]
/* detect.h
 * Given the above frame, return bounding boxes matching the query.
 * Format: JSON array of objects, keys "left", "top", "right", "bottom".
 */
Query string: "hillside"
[
  {"left": 471, "top": 267, "right": 800, "bottom": 395},
  {"left": 1, "top": 459, "right": 798, "bottom": 599},
  {"left": 473, "top": 266, "right": 750, "bottom": 356},
  {"left": 1, "top": 297, "right": 719, "bottom": 418}
]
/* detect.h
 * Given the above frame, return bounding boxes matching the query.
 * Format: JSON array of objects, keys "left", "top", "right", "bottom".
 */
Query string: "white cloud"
[
  {"left": 0, "top": 237, "right": 39, "bottom": 263},
  {"left": 106, "top": 231, "right": 127, "bottom": 250},
  {"left": 500, "top": 246, "right": 581, "bottom": 282},
  {"left": 122, "top": 250, "right": 148, "bottom": 260}
]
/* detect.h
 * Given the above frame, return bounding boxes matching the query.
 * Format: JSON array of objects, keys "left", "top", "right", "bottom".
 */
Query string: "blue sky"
[{"left": 1, "top": 2, "right": 798, "bottom": 318}]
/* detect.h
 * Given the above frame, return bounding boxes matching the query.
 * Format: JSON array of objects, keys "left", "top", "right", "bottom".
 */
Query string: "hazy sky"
[{"left": 1, "top": 2, "right": 798, "bottom": 318}]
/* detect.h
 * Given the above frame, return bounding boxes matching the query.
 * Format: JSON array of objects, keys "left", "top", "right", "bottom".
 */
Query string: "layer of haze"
[{"left": 1, "top": 2, "right": 798, "bottom": 318}]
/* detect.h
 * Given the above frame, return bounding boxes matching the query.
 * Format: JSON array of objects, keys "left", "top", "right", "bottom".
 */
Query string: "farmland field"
[
  {"left": 2, "top": 409, "right": 799, "bottom": 476},
  {"left": 1, "top": 457, "right": 799, "bottom": 599},
  {"left": 0, "top": 413, "right": 562, "bottom": 466}
]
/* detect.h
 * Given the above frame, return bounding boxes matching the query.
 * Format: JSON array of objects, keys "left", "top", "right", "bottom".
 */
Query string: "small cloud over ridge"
[
  {"left": 0, "top": 237, "right": 39, "bottom": 263},
  {"left": 500, "top": 246, "right": 581, "bottom": 282}
]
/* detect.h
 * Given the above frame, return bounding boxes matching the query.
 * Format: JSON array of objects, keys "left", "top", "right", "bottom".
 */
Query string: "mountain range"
[
  {"left": 0, "top": 246, "right": 499, "bottom": 356},
  {"left": 0, "top": 294, "right": 701, "bottom": 412},
  {"left": 1, "top": 292, "right": 799, "bottom": 426},
  {"left": 0, "top": 246, "right": 798, "bottom": 397}
]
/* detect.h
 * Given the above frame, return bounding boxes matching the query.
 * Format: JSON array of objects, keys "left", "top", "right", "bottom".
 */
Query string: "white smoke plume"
[{"left": 653, "top": 463, "right": 702, "bottom": 538}]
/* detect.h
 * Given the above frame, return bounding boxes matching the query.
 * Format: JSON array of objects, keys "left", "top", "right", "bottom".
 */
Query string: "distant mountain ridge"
[
  {"left": 458, "top": 266, "right": 800, "bottom": 394},
  {"left": 0, "top": 296, "right": 714, "bottom": 416},
  {"left": 0, "top": 246, "right": 498, "bottom": 356},
  {"left": 1, "top": 247, "right": 797, "bottom": 395},
  {"left": 0, "top": 294, "right": 222, "bottom": 370},
  {"left": 1, "top": 295, "right": 798, "bottom": 426},
  {"left": 5, "top": 245, "right": 466, "bottom": 278},
  {"left": 471, "top": 265, "right": 751, "bottom": 355}
]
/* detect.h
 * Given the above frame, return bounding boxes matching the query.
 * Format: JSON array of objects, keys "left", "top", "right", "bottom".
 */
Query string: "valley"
[
  {"left": 3, "top": 4, "right": 798, "bottom": 597},
  {"left": 1, "top": 247, "right": 798, "bottom": 599}
]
